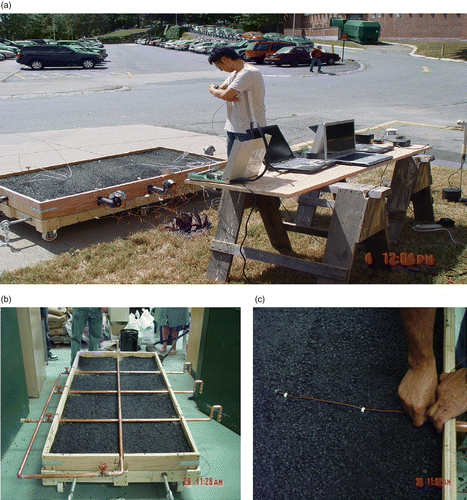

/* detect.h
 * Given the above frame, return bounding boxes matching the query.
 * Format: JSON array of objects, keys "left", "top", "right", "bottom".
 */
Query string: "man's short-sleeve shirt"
[{"left": 222, "top": 63, "right": 266, "bottom": 133}]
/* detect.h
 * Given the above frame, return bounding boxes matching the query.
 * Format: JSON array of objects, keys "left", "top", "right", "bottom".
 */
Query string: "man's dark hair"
[{"left": 208, "top": 46, "right": 242, "bottom": 65}]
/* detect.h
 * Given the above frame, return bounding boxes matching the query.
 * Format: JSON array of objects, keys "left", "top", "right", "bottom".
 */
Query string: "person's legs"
[
  {"left": 159, "top": 325, "right": 170, "bottom": 353},
  {"left": 169, "top": 328, "right": 178, "bottom": 354},
  {"left": 87, "top": 308, "right": 103, "bottom": 353},
  {"left": 71, "top": 308, "right": 89, "bottom": 366}
]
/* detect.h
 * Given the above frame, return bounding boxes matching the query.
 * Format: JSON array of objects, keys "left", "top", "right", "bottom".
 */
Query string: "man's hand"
[
  {"left": 427, "top": 368, "right": 467, "bottom": 432},
  {"left": 398, "top": 357, "right": 438, "bottom": 427},
  {"left": 208, "top": 84, "right": 239, "bottom": 102}
]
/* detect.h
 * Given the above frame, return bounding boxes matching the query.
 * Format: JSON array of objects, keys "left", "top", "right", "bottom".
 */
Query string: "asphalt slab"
[{"left": 253, "top": 308, "right": 445, "bottom": 500}]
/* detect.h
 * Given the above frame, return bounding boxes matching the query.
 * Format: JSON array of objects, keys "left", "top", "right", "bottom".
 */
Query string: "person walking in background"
[{"left": 310, "top": 45, "right": 324, "bottom": 73}]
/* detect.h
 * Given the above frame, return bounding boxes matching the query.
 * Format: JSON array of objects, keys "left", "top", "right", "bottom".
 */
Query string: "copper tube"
[
  {"left": 209, "top": 405, "right": 223, "bottom": 422},
  {"left": 457, "top": 421, "right": 467, "bottom": 432},
  {"left": 76, "top": 370, "right": 161, "bottom": 374},
  {"left": 68, "top": 390, "right": 170, "bottom": 394},
  {"left": 115, "top": 344, "right": 125, "bottom": 476},
  {"left": 18, "top": 370, "right": 68, "bottom": 479},
  {"left": 60, "top": 418, "right": 182, "bottom": 423},
  {"left": 194, "top": 380, "right": 204, "bottom": 394}
]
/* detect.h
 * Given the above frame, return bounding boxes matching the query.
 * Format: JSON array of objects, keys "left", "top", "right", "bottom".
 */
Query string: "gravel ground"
[
  {"left": 253, "top": 308, "right": 445, "bottom": 500},
  {"left": 0, "top": 149, "right": 214, "bottom": 201}
]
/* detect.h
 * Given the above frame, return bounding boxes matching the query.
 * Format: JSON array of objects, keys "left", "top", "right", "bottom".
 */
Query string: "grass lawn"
[{"left": 1, "top": 162, "right": 466, "bottom": 285}]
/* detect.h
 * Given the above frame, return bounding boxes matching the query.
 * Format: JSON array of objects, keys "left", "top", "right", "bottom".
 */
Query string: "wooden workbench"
[{"left": 186, "top": 144, "right": 433, "bottom": 283}]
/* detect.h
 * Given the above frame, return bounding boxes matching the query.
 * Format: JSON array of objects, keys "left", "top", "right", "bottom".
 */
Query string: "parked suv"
[
  {"left": 244, "top": 41, "right": 295, "bottom": 64},
  {"left": 16, "top": 44, "right": 104, "bottom": 70}
]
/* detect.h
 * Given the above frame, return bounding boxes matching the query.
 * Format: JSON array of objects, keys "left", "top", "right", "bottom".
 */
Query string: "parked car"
[
  {"left": 265, "top": 45, "right": 340, "bottom": 66},
  {"left": 0, "top": 44, "right": 17, "bottom": 58},
  {"left": 174, "top": 40, "right": 193, "bottom": 50},
  {"left": 242, "top": 31, "right": 262, "bottom": 40},
  {"left": 262, "top": 32, "right": 285, "bottom": 41},
  {"left": 283, "top": 36, "right": 314, "bottom": 48},
  {"left": 194, "top": 42, "right": 215, "bottom": 54},
  {"left": 227, "top": 40, "right": 249, "bottom": 57},
  {"left": 16, "top": 44, "right": 104, "bottom": 70},
  {"left": 55, "top": 40, "right": 107, "bottom": 58},
  {"left": 0, "top": 38, "right": 22, "bottom": 50},
  {"left": 244, "top": 40, "right": 295, "bottom": 64}
]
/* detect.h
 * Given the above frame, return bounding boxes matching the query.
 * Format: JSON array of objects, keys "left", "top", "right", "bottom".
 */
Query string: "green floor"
[
  {"left": 1, "top": 343, "right": 240, "bottom": 500},
  {"left": 459, "top": 434, "right": 467, "bottom": 500}
]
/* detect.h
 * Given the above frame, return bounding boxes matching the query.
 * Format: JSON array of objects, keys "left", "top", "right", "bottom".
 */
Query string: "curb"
[
  {"left": 0, "top": 84, "right": 130, "bottom": 100},
  {"left": 386, "top": 41, "right": 467, "bottom": 64}
]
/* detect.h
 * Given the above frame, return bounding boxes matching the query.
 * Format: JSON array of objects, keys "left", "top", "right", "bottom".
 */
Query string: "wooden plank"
[
  {"left": 442, "top": 308, "right": 457, "bottom": 500},
  {"left": 0, "top": 162, "right": 222, "bottom": 222},
  {"left": 210, "top": 240, "right": 348, "bottom": 282},
  {"left": 206, "top": 190, "right": 247, "bottom": 282},
  {"left": 318, "top": 185, "right": 370, "bottom": 284},
  {"left": 186, "top": 145, "right": 430, "bottom": 199},
  {"left": 42, "top": 467, "right": 200, "bottom": 485},
  {"left": 283, "top": 222, "right": 328, "bottom": 238},
  {"left": 256, "top": 195, "right": 292, "bottom": 251}
]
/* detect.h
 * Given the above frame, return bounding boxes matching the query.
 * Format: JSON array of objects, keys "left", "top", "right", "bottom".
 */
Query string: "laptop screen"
[
  {"left": 325, "top": 120, "right": 356, "bottom": 156},
  {"left": 251, "top": 125, "right": 295, "bottom": 164}
]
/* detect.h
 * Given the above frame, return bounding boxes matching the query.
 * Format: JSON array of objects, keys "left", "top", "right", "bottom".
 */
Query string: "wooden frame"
[
  {"left": 443, "top": 308, "right": 459, "bottom": 500},
  {"left": 0, "top": 147, "right": 225, "bottom": 239},
  {"left": 41, "top": 351, "right": 201, "bottom": 487}
]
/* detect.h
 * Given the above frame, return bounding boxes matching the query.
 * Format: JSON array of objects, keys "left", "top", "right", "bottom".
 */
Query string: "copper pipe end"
[
  {"left": 209, "top": 405, "right": 223, "bottom": 422},
  {"left": 457, "top": 420, "right": 467, "bottom": 432},
  {"left": 194, "top": 380, "right": 204, "bottom": 394}
]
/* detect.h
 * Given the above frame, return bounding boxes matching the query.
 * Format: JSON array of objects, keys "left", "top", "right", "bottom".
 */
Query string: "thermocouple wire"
[
  {"left": 275, "top": 357, "right": 467, "bottom": 414},
  {"left": 275, "top": 390, "right": 405, "bottom": 414}
]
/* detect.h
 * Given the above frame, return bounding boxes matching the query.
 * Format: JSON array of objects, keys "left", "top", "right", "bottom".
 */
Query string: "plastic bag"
[
  {"left": 138, "top": 309, "right": 155, "bottom": 344},
  {"left": 125, "top": 313, "right": 139, "bottom": 332}
]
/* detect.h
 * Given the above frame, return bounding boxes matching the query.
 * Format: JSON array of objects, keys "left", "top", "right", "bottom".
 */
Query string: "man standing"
[
  {"left": 310, "top": 45, "right": 324, "bottom": 73},
  {"left": 208, "top": 47, "right": 266, "bottom": 156},
  {"left": 70, "top": 307, "right": 106, "bottom": 366}
]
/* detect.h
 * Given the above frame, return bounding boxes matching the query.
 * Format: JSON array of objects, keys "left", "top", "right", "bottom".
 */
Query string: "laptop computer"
[
  {"left": 251, "top": 125, "right": 336, "bottom": 174},
  {"left": 314, "top": 119, "right": 393, "bottom": 166},
  {"left": 188, "top": 136, "right": 268, "bottom": 184}
]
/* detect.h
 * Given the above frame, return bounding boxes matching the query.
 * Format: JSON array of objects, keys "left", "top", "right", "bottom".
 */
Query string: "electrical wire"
[
  {"left": 412, "top": 225, "right": 466, "bottom": 245},
  {"left": 237, "top": 182, "right": 257, "bottom": 284},
  {"left": 447, "top": 159, "right": 465, "bottom": 188}
]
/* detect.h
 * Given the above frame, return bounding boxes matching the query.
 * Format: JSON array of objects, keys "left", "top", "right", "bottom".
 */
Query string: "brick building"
[{"left": 284, "top": 13, "right": 467, "bottom": 40}]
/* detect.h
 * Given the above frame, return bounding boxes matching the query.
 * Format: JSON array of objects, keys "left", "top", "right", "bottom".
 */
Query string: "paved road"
[{"left": 2, "top": 41, "right": 466, "bottom": 164}]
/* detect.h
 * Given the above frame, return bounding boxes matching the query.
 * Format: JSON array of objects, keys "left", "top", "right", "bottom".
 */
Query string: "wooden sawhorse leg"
[
  {"left": 387, "top": 155, "right": 434, "bottom": 243},
  {"left": 318, "top": 184, "right": 391, "bottom": 284},
  {"left": 207, "top": 190, "right": 248, "bottom": 283},
  {"left": 206, "top": 191, "right": 292, "bottom": 283}
]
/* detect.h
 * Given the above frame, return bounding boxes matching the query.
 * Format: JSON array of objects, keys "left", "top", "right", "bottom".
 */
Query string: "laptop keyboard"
[{"left": 276, "top": 157, "right": 333, "bottom": 169}]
